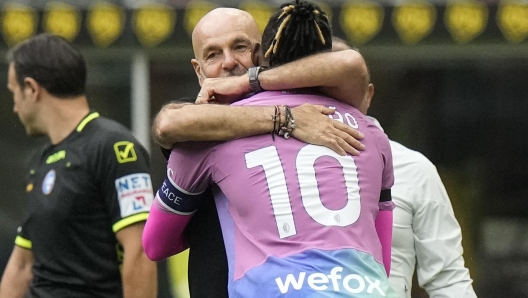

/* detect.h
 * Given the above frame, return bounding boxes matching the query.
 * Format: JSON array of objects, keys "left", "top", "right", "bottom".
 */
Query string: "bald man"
[{"left": 152, "top": 8, "right": 369, "bottom": 154}]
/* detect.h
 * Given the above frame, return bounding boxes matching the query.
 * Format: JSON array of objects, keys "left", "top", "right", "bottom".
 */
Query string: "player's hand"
[
  {"left": 291, "top": 104, "right": 365, "bottom": 156},
  {"left": 196, "top": 75, "right": 252, "bottom": 104}
]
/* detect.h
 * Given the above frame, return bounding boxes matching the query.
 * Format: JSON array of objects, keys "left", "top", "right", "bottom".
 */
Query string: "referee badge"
[
  {"left": 113, "top": 141, "right": 137, "bottom": 163},
  {"left": 42, "top": 170, "right": 56, "bottom": 195}
]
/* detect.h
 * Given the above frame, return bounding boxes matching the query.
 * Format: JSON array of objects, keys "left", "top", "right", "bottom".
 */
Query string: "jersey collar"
[{"left": 76, "top": 112, "right": 100, "bottom": 132}]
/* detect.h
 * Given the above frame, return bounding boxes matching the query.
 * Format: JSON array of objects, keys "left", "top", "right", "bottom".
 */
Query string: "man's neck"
[{"left": 44, "top": 96, "right": 90, "bottom": 145}]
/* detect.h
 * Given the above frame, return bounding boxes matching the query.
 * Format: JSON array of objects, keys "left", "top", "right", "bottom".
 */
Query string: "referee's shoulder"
[{"left": 85, "top": 116, "right": 135, "bottom": 139}]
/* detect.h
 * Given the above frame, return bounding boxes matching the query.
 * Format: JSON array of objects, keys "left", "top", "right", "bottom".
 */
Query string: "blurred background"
[{"left": 0, "top": 0, "right": 527, "bottom": 297}]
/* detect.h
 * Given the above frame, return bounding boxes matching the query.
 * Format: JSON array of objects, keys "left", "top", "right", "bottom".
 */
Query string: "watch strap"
[{"left": 248, "top": 66, "right": 266, "bottom": 93}]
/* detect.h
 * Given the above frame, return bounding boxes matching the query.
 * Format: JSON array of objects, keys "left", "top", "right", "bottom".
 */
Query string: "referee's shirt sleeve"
[
  {"left": 96, "top": 131, "right": 154, "bottom": 234},
  {"left": 15, "top": 220, "right": 32, "bottom": 250}
]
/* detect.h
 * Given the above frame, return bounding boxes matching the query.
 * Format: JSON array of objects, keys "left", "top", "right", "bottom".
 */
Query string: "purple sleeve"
[
  {"left": 167, "top": 142, "right": 217, "bottom": 193},
  {"left": 375, "top": 209, "right": 393, "bottom": 276}
]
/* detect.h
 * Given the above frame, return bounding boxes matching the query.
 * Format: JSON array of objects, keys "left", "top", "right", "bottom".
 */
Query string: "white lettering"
[
  {"left": 328, "top": 266, "right": 343, "bottom": 291},
  {"left": 307, "top": 273, "right": 328, "bottom": 290},
  {"left": 174, "top": 196, "right": 183, "bottom": 205},
  {"left": 328, "top": 110, "right": 344, "bottom": 123},
  {"left": 162, "top": 186, "right": 170, "bottom": 198},
  {"left": 275, "top": 272, "right": 306, "bottom": 294},
  {"left": 343, "top": 274, "right": 365, "bottom": 294},
  {"left": 327, "top": 107, "right": 360, "bottom": 129},
  {"left": 160, "top": 181, "right": 181, "bottom": 204},
  {"left": 365, "top": 276, "right": 385, "bottom": 295},
  {"left": 345, "top": 113, "right": 359, "bottom": 128},
  {"left": 274, "top": 267, "right": 385, "bottom": 296}
]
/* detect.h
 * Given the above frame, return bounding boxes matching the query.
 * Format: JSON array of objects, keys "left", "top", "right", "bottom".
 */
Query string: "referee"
[{"left": 0, "top": 34, "right": 157, "bottom": 297}]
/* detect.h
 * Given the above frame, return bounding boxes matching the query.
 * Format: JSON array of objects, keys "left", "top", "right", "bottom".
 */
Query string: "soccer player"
[
  {"left": 144, "top": 2, "right": 397, "bottom": 297},
  {"left": 0, "top": 34, "right": 157, "bottom": 298}
]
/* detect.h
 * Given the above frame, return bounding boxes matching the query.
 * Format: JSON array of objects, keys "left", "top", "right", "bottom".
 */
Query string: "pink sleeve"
[
  {"left": 142, "top": 142, "right": 216, "bottom": 261},
  {"left": 142, "top": 200, "right": 192, "bottom": 261},
  {"left": 375, "top": 207, "right": 393, "bottom": 276}
]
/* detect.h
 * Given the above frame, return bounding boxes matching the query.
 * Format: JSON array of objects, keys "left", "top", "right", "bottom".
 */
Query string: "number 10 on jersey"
[{"left": 245, "top": 145, "right": 361, "bottom": 239}]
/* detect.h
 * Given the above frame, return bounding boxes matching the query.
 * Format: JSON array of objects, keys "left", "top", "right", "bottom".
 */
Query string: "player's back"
[{"left": 211, "top": 91, "right": 396, "bottom": 297}]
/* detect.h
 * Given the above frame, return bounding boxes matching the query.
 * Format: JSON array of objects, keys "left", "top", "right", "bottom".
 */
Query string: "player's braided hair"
[{"left": 262, "top": 0, "right": 332, "bottom": 67}]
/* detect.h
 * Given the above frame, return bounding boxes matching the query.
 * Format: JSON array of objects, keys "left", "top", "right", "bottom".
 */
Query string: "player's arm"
[
  {"left": 0, "top": 246, "right": 34, "bottom": 298},
  {"left": 143, "top": 142, "right": 212, "bottom": 260},
  {"left": 153, "top": 102, "right": 364, "bottom": 156},
  {"left": 197, "top": 49, "right": 369, "bottom": 109},
  {"left": 116, "top": 223, "right": 157, "bottom": 298},
  {"left": 142, "top": 200, "right": 196, "bottom": 260},
  {"left": 412, "top": 161, "right": 477, "bottom": 297},
  {"left": 374, "top": 128, "right": 396, "bottom": 276}
]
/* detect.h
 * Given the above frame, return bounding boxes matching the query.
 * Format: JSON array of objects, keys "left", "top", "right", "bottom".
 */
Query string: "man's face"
[
  {"left": 191, "top": 11, "right": 260, "bottom": 83},
  {"left": 7, "top": 63, "right": 40, "bottom": 136}
]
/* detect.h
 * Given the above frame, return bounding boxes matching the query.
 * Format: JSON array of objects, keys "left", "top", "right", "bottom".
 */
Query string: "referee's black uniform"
[{"left": 15, "top": 112, "right": 152, "bottom": 298}]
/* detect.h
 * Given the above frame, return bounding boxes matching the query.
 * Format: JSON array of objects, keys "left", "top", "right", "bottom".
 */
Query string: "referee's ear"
[{"left": 23, "top": 76, "right": 42, "bottom": 102}]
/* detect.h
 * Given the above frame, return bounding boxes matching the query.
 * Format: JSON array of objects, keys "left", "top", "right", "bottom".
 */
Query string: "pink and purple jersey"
[{"left": 166, "top": 91, "right": 397, "bottom": 297}]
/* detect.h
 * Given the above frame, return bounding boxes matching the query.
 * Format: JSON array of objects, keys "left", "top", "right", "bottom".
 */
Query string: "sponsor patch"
[
  {"left": 42, "top": 170, "right": 56, "bottom": 195},
  {"left": 115, "top": 173, "right": 154, "bottom": 217},
  {"left": 113, "top": 141, "right": 137, "bottom": 163}
]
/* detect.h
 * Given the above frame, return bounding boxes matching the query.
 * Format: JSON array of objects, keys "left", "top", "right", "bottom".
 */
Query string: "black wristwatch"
[{"left": 248, "top": 66, "right": 267, "bottom": 93}]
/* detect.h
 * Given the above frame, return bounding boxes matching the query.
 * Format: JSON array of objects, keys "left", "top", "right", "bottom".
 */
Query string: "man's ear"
[
  {"left": 23, "top": 77, "right": 40, "bottom": 101},
  {"left": 366, "top": 83, "right": 374, "bottom": 109},
  {"left": 191, "top": 59, "right": 204, "bottom": 86},
  {"left": 251, "top": 43, "right": 267, "bottom": 67}
]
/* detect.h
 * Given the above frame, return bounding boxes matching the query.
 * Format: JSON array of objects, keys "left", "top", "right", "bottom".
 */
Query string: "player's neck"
[{"left": 44, "top": 95, "right": 90, "bottom": 145}]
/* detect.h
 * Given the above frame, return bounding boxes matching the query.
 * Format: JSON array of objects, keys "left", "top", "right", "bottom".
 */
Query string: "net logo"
[
  {"left": 115, "top": 173, "right": 154, "bottom": 217},
  {"left": 116, "top": 173, "right": 152, "bottom": 196},
  {"left": 275, "top": 267, "right": 386, "bottom": 296}
]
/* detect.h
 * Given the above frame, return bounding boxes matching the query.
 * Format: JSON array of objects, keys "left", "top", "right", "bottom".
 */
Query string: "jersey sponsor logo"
[
  {"left": 115, "top": 173, "right": 154, "bottom": 217},
  {"left": 113, "top": 141, "right": 137, "bottom": 163},
  {"left": 45, "top": 150, "right": 66, "bottom": 164},
  {"left": 275, "top": 267, "right": 386, "bottom": 296},
  {"left": 42, "top": 170, "right": 56, "bottom": 195}
]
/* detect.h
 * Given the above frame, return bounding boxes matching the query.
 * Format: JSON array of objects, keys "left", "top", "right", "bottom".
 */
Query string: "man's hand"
[
  {"left": 291, "top": 104, "right": 365, "bottom": 156},
  {"left": 196, "top": 75, "right": 251, "bottom": 104}
]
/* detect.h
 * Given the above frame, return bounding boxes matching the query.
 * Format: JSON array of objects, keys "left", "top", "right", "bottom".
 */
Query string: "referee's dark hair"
[
  {"left": 6, "top": 33, "right": 86, "bottom": 98},
  {"left": 261, "top": 0, "right": 332, "bottom": 68}
]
